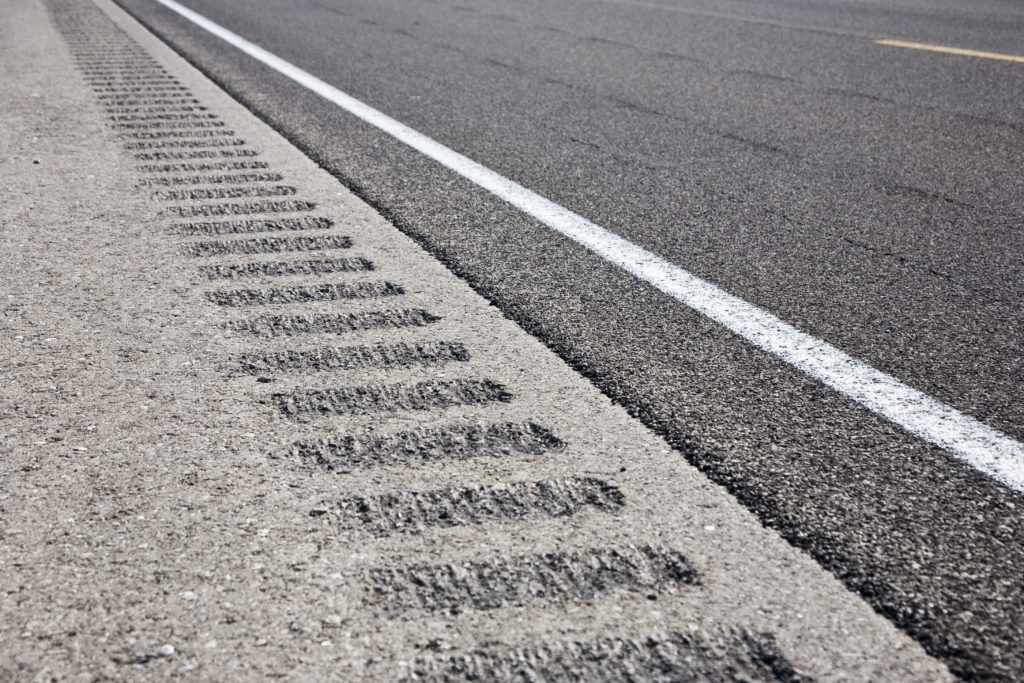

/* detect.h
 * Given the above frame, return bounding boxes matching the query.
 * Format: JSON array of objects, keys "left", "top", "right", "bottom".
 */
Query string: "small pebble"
[
  {"left": 179, "top": 591, "right": 196, "bottom": 601},
  {"left": 155, "top": 644, "right": 174, "bottom": 657}
]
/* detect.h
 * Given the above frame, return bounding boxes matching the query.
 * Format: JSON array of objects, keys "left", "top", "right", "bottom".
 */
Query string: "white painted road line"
[
  {"left": 152, "top": 0, "right": 1024, "bottom": 494},
  {"left": 875, "top": 39, "right": 1024, "bottom": 63}
]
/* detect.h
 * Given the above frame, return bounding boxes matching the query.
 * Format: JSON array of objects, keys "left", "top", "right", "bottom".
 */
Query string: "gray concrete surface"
[{"left": 0, "top": 0, "right": 954, "bottom": 679}]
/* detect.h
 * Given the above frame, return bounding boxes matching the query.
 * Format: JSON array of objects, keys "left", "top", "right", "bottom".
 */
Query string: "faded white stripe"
[{"left": 153, "top": 0, "right": 1024, "bottom": 494}]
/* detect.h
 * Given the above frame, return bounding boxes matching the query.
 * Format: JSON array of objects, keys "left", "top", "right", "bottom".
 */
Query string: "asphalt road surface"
[{"left": 106, "top": 0, "right": 1024, "bottom": 677}]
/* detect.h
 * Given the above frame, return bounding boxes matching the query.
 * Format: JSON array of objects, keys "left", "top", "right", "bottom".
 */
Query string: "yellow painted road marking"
[{"left": 875, "top": 39, "right": 1024, "bottom": 63}]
